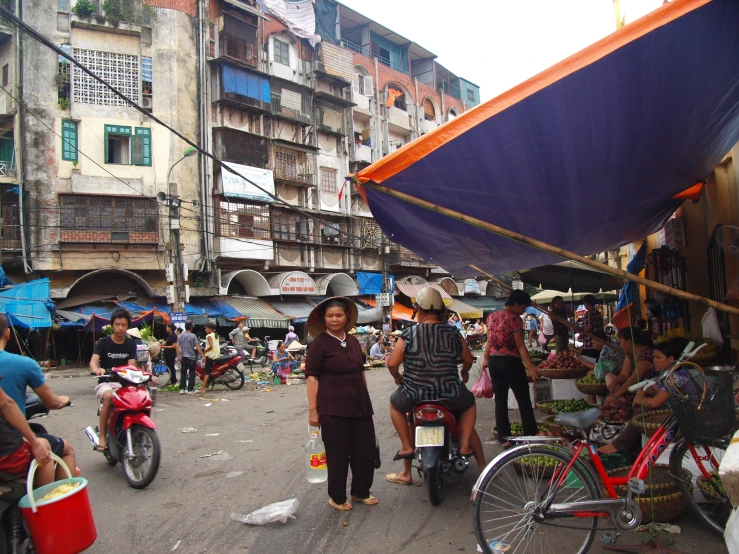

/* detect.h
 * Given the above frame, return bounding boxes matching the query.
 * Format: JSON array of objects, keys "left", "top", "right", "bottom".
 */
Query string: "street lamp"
[{"left": 166, "top": 146, "right": 198, "bottom": 190}]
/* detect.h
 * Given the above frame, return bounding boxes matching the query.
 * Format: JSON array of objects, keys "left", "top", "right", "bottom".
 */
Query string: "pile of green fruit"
[
  {"left": 517, "top": 455, "right": 561, "bottom": 466},
  {"left": 509, "top": 422, "right": 547, "bottom": 435},
  {"left": 540, "top": 399, "right": 593, "bottom": 413},
  {"left": 576, "top": 375, "right": 605, "bottom": 385}
]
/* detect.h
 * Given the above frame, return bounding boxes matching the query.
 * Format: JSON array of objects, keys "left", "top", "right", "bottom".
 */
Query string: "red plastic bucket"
[{"left": 18, "top": 454, "right": 97, "bottom": 554}]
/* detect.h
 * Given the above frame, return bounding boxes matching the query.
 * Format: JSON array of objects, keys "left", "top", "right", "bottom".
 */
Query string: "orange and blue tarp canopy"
[{"left": 356, "top": 0, "right": 739, "bottom": 275}]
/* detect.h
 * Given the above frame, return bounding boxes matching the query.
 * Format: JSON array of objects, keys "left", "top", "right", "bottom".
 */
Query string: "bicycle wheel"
[
  {"left": 669, "top": 438, "right": 730, "bottom": 535},
  {"left": 473, "top": 446, "right": 600, "bottom": 554}
]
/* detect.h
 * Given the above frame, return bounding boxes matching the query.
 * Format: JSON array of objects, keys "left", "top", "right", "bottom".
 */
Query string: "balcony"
[
  {"left": 216, "top": 32, "right": 259, "bottom": 70},
  {"left": 338, "top": 38, "right": 409, "bottom": 74},
  {"left": 270, "top": 78, "right": 313, "bottom": 125},
  {"left": 0, "top": 160, "right": 15, "bottom": 178},
  {"left": 273, "top": 145, "right": 316, "bottom": 187},
  {"left": 351, "top": 143, "right": 372, "bottom": 164},
  {"left": 1, "top": 187, "right": 19, "bottom": 251},
  {"left": 315, "top": 99, "right": 347, "bottom": 137},
  {"left": 213, "top": 127, "right": 270, "bottom": 168},
  {"left": 387, "top": 106, "right": 412, "bottom": 134},
  {"left": 217, "top": 66, "right": 271, "bottom": 114},
  {"left": 388, "top": 244, "right": 436, "bottom": 268}
]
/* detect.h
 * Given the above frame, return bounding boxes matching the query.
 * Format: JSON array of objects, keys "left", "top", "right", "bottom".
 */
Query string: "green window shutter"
[
  {"left": 132, "top": 127, "right": 152, "bottom": 166},
  {"left": 61, "top": 119, "right": 77, "bottom": 162},
  {"left": 104, "top": 125, "right": 132, "bottom": 164}
]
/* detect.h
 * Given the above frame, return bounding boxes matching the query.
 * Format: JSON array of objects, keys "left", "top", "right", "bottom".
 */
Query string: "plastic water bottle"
[{"left": 306, "top": 426, "right": 328, "bottom": 483}]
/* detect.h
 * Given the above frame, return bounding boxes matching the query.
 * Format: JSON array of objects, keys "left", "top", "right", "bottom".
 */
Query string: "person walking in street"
[
  {"left": 161, "top": 323, "right": 178, "bottom": 386},
  {"left": 526, "top": 315, "right": 539, "bottom": 347},
  {"left": 229, "top": 321, "right": 248, "bottom": 361},
  {"left": 550, "top": 296, "right": 574, "bottom": 353},
  {"left": 385, "top": 287, "right": 485, "bottom": 487},
  {"left": 200, "top": 323, "right": 220, "bottom": 393},
  {"left": 540, "top": 311, "right": 554, "bottom": 350},
  {"left": 284, "top": 325, "right": 299, "bottom": 345},
  {"left": 178, "top": 321, "right": 205, "bottom": 395},
  {"left": 580, "top": 294, "right": 605, "bottom": 358},
  {"left": 305, "top": 297, "right": 377, "bottom": 511},
  {"left": 482, "top": 290, "right": 540, "bottom": 447}
]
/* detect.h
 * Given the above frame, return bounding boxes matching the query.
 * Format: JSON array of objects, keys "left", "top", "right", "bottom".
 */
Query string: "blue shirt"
[{"left": 0, "top": 350, "right": 45, "bottom": 416}]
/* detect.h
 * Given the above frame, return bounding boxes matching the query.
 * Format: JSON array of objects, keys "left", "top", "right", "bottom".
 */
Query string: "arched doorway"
[
  {"left": 422, "top": 97, "right": 436, "bottom": 122},
  {"left": 221, "top": 270, "right": 273, "bottom": 297},
  {"left": 65, "top": 268, "right": 155, "bottom": 299},
  {"left": 386, "top": 83, "right": 409, "bottom": 111},
  {"left": 314, "top": 273, "right": 359, "bottom": 296}
]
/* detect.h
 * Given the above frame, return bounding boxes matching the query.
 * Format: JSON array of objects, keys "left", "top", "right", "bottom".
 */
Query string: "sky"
[{"left": 337, "top": 0, "right": 666, "bottom": 101}]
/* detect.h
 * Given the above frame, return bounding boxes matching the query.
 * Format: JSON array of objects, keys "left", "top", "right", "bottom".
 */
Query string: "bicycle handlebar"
[{"left": 628, "top": 378, "right": 657, "bottom": 393}]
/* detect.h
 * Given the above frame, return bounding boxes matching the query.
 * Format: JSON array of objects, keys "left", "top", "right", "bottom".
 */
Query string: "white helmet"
[{"left": 414, "top": 286, "right": 445, "bottom": 312}]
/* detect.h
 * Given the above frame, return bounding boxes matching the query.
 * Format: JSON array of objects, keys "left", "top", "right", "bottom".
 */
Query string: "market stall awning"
[
  {"left": 531, "top": 289, "right": 620, "bottom": 304},
  {"left": 266, "top": 299, "right": 317, "bottom": 324},
  {"left": 355, "top": 0, "right": 739, "bottom": 276},
  {"left": 447, "top": 298, "right": 482, "bottom": 320},
  {"left": 462, "top": 296, "right": 506, "bottom": 313},
  {"left": 313, "top": 273, "right": 360, "bottom": 296},
  {"left": 0, "top": 279, "right": 53, "bottom": 329},
  {"left": 520, "top": 261, "right": 623, "bottom": 293},
  {"left": 220, "top": 297, "right": 290, "bottom": 328},
  {"left": 364, "top": 299, "right": 416, "bottom": 322},
  {"left": 395, "top": 282, "right": 452, "bottom": 306}
]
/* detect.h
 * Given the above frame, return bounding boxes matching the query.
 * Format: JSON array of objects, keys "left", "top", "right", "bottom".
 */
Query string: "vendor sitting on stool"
[{"left": 272, "top": 342, "right": 297, "bottom": 375}]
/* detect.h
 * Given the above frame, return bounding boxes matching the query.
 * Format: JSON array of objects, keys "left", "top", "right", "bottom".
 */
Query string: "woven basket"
[
  {"left": 536, "top": 402, "right": 557, "bottom": 415},
  {"left": 606, "top": 465, "right": 689, "bottom": 497},
  {"left": 575, "top": 380, "right": 609, "bottom": 396},
  {"left": 511, "top": 457, "right": 557, "bottom": 477},
  {"left": 537, "top": 367, "right": 589, "bottom": 379},
  {"left": 630, "top": 409, "right": 673, "bottom": 438},
  {"left": 539, "top": 415, "right": 579, "bottom": 436},
  {"left": 694, "top": 353, "right": 718, "bottom": 367},
  {"left": 636, "top": 492, "right": 686, "bottom": 523},
  {"left": 491, "top": 422, "right": 523, "bottom": 441},
  {"left": 697, "top": 475, "right": 726, "bottom": 502}
]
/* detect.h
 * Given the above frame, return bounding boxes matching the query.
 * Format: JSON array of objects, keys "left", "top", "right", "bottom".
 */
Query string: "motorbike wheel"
[
  {"left": 426, "top": 463, "right": 444, "bottom": 506},
  {"left": 223, "top": 367, "right": 245, "bottom": 390},
  {"left": 122, "top": 425, "right": 161, "bottom": 489},
  {"left": 260, "top": 354, "right": 270, "bottom": 368},
  {"left": 104, "top": 451, "right": 118, "bottom": 467}
]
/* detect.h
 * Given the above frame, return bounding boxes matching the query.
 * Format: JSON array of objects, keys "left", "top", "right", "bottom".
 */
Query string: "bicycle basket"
[{"left": 670, "top": 366, "right": 735, "bottom": 443}]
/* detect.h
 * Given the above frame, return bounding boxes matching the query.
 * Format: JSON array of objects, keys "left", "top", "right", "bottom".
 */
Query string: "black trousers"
[
  {"left": 489, "top": 356, "right": 537, "bottom": 440},
  {"left": 164, "top": 356, "right": 177, "bottom": 384},
  {"left": 180, "top": 358, "right": 196, "bottom": 392},
  {"left": 319, "top": 415, "right": 375, "bottom": 504}
]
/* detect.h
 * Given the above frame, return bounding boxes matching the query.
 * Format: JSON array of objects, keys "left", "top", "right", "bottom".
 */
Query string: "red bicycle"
[{"left": 472, "top": 343, "right": 735, "bottom": 554}]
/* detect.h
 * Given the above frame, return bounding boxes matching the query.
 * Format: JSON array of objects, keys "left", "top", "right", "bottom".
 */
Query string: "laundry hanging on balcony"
[{"left": 263, "top": 0, "right": 320, "bottom": 46}]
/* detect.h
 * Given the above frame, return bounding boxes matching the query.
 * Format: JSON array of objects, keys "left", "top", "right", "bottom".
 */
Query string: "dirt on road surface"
[{"left": 37, "top": 368, "right": 727, "bottom": 554}]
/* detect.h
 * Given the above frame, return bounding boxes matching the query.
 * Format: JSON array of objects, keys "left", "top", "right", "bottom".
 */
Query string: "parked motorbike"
[
  {"left": 195, "top": 352, "right": 245, "bottom": 391},
  {"left": 243, "top": 337, "right": 271, "bottom": 369},
  {"left": 85, "top": 365, "right": 160, "bottom": 489},
  {"left": 411, "top": 400, "right": 469, "bottom": 505}
]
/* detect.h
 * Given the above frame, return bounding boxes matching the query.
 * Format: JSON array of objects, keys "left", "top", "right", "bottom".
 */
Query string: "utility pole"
[{"left": 380, "top": 232, "right": 390, "bottom": 319}]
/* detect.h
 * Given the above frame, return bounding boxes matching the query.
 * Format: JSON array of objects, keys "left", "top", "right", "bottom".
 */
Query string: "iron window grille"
[
  {"left": 217, "top": 200, "right": 271, "bottom": 240},
  {"left": 60, "top": 195, "right": 158, "bottom": 232}
]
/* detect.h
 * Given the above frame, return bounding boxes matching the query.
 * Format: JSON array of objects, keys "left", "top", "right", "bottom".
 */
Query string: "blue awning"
[
  {"left": 222, "top": 64, "right": 270, "bottom": 103},
  {"left": 0, "top": 279, "right": 53, "bottom": 329},
  {"left": 356, "top": 272, "right": 382, "bottom": 295},
  {"left": 356, "top": 0, "right": 739, "bottom": 276}
]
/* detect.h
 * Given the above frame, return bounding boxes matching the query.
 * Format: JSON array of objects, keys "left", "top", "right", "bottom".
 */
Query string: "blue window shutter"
[{"left": 61, "top": 119, "right": 77, "bottom": 162}]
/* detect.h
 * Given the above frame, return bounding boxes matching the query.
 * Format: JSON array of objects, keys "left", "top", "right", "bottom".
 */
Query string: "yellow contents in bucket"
[{"left": 38, "top": 482, "right": 81, "bottom": 502}]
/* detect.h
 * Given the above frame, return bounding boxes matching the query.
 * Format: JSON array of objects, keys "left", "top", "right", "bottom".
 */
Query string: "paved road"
[{"left": 38, "top": 366, "right": 727, "bottom": 554}]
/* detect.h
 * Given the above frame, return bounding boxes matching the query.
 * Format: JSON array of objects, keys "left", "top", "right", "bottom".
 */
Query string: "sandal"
[
  {"left": 460, "top": 450, "right": 476, "bottom": 459},
  {"left": 328, "top": 499, "right": 352, "bottom": 511},
  {"left": 392, "top": 450, "right": 415, "bottom": 461},
  {"left": 350, "top": 495, "right": 378, "bottom": 506},
  {"left": 93, "top": 444, "right": 108, "bottom": 453},
  {"left": 385, "top": 473, "right": 412, "bottom": 485}
]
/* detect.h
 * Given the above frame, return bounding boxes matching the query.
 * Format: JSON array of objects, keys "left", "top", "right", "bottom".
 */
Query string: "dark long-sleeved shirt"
[{"left": 305, "top": 333, "right": 373, "bottom": 418}]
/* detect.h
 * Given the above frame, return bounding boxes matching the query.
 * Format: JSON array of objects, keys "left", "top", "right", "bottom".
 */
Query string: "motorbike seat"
[
  {"left": 214, "top": 355, "right": 233, "bottom": 365},
  {"left": 553, "top": 408, "right": 601, "bottom": 429}
]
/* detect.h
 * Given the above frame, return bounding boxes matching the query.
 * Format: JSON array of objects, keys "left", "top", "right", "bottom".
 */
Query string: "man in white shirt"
[{"left": 540, "top": 313, "right": 554, "bottom": 350}]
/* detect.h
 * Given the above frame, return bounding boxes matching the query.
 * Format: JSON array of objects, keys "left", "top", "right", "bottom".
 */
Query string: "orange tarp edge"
[
  {"left": 362, "top": 299, "right": 416, "bottom": 322},
  {"left": 355, "top": 0, "right": 711, "bottom": 203},
  {"left": 672, "top": 182, "right": 703, "bottom": 201}
]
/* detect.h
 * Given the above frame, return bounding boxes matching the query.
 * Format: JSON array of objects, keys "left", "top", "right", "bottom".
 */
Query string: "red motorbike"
[
  {"left": 412, "top": 400, "right": 470, "bottom": 505},
  {"left": 85, "top": 365, "right": 160, "bottom": 489},
  {"left": 195, "top": 353, "right": 246, "bottom": 390}
]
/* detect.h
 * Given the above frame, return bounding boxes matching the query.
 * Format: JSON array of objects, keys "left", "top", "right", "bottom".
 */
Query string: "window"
[
  {"left": 57, "top": 0, "right": 69, "bottom": 9},
  {"left": 274, "top": 39, "right": 290, "bottom": 66},
  {"left": 208, "top": 23, "right": 216, "bottom": 58},
  {"left": 321, "top": 168, "right": 337, "bottom": 194},
  {"left": 218, "top": 200, "right": 270, "bottom": 239},
  {"left": 141, "top": 56, "right": 152, "bottom": 113},
  {"left": 1, "top": 65, "right": 7, "bottom": 87},
  {"left": 61, "top": 120, "right": 78, "bottom": 162},
  {"left": 272, "top": 214, "right": 309, "bottom": 242},
  {"left": 60, "top": 195, "right": 158, "bottom": 233},
  {"left": 104, "top": 125, "right": 151, "bottom": 166},
  {"left": 467, "top": 89, "right": 475, "bottom": 102},
  {"left": 73, "top": 49, "right": 139, "bottom": 106},
  {"left": 388, "top": 86, "right": 406, "bottom": 111}
]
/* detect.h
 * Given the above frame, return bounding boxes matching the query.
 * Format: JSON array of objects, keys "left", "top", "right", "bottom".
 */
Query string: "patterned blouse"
[
  {"left": 399, "top": 324, "right": 464, "bottom": 401},
  {"left": 581, "top": 309, "right": 604, "bottom": 349},
  {"left": 486, "top": 310, "right": 524, "bottom": 358},
  {"left": 551, "top": 307, "right": 569, "bottom": 337},
  {"left": 627, "top": 347, "right": 655, "bottom": 380}
]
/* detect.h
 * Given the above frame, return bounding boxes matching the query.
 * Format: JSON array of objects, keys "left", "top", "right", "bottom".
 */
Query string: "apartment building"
[{"left": 208, "top": 0, "right": 481, "bottom": 300}]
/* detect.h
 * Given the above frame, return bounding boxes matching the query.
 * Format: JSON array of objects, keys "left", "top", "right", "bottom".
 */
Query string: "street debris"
[
  {"left": 200, "top": 450, "right": 224, "bottom": 458},
  {"left": 179, "top": 427, "right": 198, "bottom": 433},
  {"left": 203, "top": 403, "right": 213, "bottom": 407},
  {"left": 226, "top": 471, "right": 243, "bottom": 479},
  {"left": 232, "top": 498, "right": 299, "bottom": 525},
  {"left": 205, "top": 433, "right": 220, "bottom": 436},
  {"left": 235, "top": 440, "right": 254, "bottom": 443},
  {"left": 172, "top": 540, "right": 181, "bottom": 551}
]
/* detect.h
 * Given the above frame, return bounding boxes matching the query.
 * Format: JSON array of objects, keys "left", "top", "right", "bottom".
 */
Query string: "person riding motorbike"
[
  {"left": 385, "top": 287, "right": 485, "bottom": 486},
  {"left": 243, "top": 326, "right": 260, "bottom": 359},
  {"left": 0, "top": 314, "right": 77, "bottom": 479},
  {"left": 89, "top": 308, "right": 143, "bottom": 453}
]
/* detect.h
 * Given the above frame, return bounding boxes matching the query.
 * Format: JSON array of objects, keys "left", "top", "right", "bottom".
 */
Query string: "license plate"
[
  {"left": 237, "top": 363, "right": 246, "bottom": 371},
  {"left": 415, "top": 426, "right": 444, "bottom": 447}
]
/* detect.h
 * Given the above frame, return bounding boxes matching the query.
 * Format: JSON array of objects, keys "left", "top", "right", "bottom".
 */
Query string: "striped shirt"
[{"left": 400, "top": 323, "right": 463, "bottom": 400}]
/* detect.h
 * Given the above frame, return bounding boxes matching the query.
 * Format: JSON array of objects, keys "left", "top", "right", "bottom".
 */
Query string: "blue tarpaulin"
[
  {"left": 222, "top": 65, "right": 270, "bottom": 103},
  {"left": 0, "top": 267, "right": 12, "bottom": 287},
  {"left": 617, "top": 243, "right": 647, "bottom": 310},
  {"left": 356, "top": 0, "right": 739, "bottom": 276},
  {"left": 0, "top": 279, "right": 53, "bottom": 329},
  {"left": 356, "top": 272, "right": 382, "bottom": 295}
]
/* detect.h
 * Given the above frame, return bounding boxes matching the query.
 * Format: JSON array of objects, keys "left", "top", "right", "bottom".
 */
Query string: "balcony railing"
[
  {"left": 337, "top": 38, "right": 409, "bottom": 74},
  {"left": 388, "top": 244, "right": 436, "bottom": 267},
  {"left": 315, "top": 99, "right": 347, "bottom": 136},
  {"left": 0, "top": 160, "right": 16, "bottom": 177},
  {"left": 213, "top": 127, "right": 270, "bottom": 168},
  {"left": 270, "top": 82, "right": 313, "bottom": 124},
  {"left": 437, "top": 79, "right": 461, "bottom": 101},
  {"left": 218, "top": 32, "right": 258, "bottom": 69},
  {"left": 273, "top": 145, "right": 315, "bottom": 186},
  {"left": 1, "top": 224, "right": 20, "bottom": 251}
]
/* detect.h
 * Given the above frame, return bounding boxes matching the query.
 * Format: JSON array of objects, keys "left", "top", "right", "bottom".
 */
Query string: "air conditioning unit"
[{"left": 141, "top": 97, "right": 153, "bottom": 110}]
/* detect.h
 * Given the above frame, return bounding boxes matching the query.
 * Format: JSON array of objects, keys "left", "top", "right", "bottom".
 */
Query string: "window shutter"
[
  {"left": 352, "top": 77, "right": 360, "bottom": 97},
  {"left": 104, "top": 124, "right": 112, "bottom": 163},
  {"left": 132, "top": 127, "right": 152, "bottom": 166},
  {"left": 362, "top": 76, "right": 373, "bottom": 96},
  {"left": 61, "top": 120, "right": 77, "bottom": 162}
]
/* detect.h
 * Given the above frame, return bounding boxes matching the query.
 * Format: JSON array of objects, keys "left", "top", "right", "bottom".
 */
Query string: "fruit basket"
[
  {"left": 511, "top": 454, "right": 558, "bottom": 477},
  {"left": 606, "top": 464, "right": 689, "bottom": 497},
  {"left": 697, "top": 473, "right": 727, "bottom": 502},
  {"left": 634, "top": 492, "right": 686, "bottom": 523},
  {"left": 599, "top": 396, "right": 633, "bottom": 424},
  {"left": 491, "top": 421, "right": 547, "bottom": 441},
  {"left": 629, "top": 409, "right": 673, "bottom": 437},
  {"left": 539, "top": 415, "right": 580, "bottom": 436},
  {"left": 575, "top": 376, "right": 609, "bottom": 396},
  {"left": 537, "top": 351, "right": 588, "bottom": 379},
  {"left": 536, "top": 399, "right": 596, "bottom": 415}
]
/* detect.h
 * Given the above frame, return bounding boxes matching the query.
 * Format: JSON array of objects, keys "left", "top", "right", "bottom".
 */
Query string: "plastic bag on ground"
[
  {"left": 471, "top": 369, "right": 494, "bottom": 399},
  {"left": 232, "top": 498, "right": 299, "bottom": 525}
]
